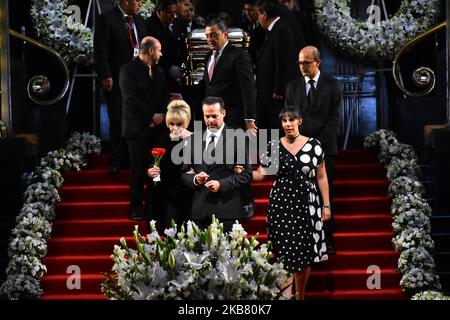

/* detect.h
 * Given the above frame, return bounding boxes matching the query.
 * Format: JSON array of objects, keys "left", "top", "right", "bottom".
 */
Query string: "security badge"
[{"left": 133, "top": 48, "right": 139, "bottom": 57}]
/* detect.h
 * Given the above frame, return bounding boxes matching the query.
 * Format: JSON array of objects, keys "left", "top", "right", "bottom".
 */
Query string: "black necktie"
[
  {"left": 206, "top": 134, "right": 216, "bottom": 161},
  {"left": 307, "top": 79, "right": 316, "bottom": 108}
]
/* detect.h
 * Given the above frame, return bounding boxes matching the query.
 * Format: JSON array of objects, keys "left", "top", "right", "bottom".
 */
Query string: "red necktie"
[
  {"left": 126, "top": 15, "right": 138, "bottom": 51},
  {"left": 208, "top": 50, "right": 217, "bottom": 81}
]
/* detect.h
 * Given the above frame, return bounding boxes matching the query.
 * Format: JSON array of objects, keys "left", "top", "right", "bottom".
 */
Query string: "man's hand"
[
  {"left": 101, "top": 78, "right": 113, "bottom": 91},
  {"left": 205, "top": 180, "right": 221, "bottom": 192},
  {"left": 245, "top": 120, "right": 258, "bottom": 136},
  {"left": 272, "top": 92, "right": 283, "bottom": 100},
  {"left": 152, "top": 113, "right": 165, "bottom": 126},
  {"left": 195, "top": 171, "right": 209, "bottom": 185}
]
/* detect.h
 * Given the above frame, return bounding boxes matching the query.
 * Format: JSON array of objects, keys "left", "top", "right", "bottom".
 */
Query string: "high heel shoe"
[{"left": 275, "top": 281, "right": 293, "bottom": 299}]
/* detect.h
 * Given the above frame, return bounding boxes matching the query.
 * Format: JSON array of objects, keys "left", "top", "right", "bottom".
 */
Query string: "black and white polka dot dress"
[{"left": 261, "top": 138, "right": 328, "bottom": 273}]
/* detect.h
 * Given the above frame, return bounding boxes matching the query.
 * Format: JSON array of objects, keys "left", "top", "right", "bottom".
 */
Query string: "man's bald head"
[
  {"left": 300, "top": 46, "right": 320, "bottom": 61},
  {"left": 298, "top": 46, "right": 321, "bottom": 78},
  {"left": 140, "top": 36, "right": 160, "bottom": 53},
  {"left": 139, "top": 36, "right": 162, "bottom": 65}
]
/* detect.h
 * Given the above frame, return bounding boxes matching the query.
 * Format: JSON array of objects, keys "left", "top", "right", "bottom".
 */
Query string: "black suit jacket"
[
  {"left": 284, "top": 73, "right": 342, "bottom": 155},
  {"left": 119, "top": 58, "right": 169, "bottom": 139},
  {"left": 146, "top": 14, "right": 178, "bottom": 70},
  {"left": 242, "top": 22, "right": 266, "bottom": 66},
  {"left": 256, "top": 18, "right": 298, "bottom": 108},
  {"left": 94, "top": 6, "right": 149, "bottom": 83},
  {"left": 181, "top": 125, "right": 252, "bottom": 220},
  {"left": 202, "top": 43, "right": 257, "bottom": 127},
  {"left": 146, "top": 14, "right": 180, "bottom": 92},
  {"left": 278, "top": 6, "right": 307, "bottom": 54}
]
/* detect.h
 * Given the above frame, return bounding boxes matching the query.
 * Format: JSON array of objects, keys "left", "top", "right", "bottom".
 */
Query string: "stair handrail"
[
  {"left": 392, "top": 21, "right": 446, "bottom": 97},
  {"left": 9, "top": 29, "right": 70, "bottom": 106}
]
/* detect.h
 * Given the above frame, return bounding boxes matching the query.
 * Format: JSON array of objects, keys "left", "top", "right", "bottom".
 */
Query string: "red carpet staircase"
[{"left": 40, "top": 149, "right": 408, "bottom": 300}]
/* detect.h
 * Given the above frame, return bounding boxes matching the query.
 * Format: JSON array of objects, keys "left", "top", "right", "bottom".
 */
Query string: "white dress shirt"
[
  {"left": 268, "top": 16, "right": 281, "bottom": 31},
  {"left": 207, "top": 41, "right": 229, "bottom": 75},
  {"left": 204, "top": 122, "right": 225, "bottom": 151},
  {"left": 304, "top": 71, "right": 321, "bottom": 95}
]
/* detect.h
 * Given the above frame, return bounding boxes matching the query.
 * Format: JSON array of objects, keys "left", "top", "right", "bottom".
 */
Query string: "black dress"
[
  {"left": 261, "top": 138, "right": 328, "bottom": 273},
  {"left": 148, "top": 128, "right": 193, "bottom": 232}
]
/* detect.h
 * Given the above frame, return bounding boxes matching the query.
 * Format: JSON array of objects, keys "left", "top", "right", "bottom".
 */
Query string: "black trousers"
[
  {"left": 105, "top": 88, "right": 127, "bottom": 166},
  {"left": 322, "top": 154, "right": 336, "bottom": 243},
  {"left": 126, "top": 127, "right": 156, "bottom": 214}
]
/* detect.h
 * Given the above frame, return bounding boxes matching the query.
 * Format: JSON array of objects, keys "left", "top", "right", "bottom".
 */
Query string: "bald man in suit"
[
  {"left": 94, "top": 0, "right": 149, "bottom": 173},
  {"left": 285, "top": 46, "right": 342, "bottom": 254}
]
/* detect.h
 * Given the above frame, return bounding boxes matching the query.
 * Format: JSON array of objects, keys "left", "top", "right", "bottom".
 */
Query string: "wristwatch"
[{"left": 323, "top": 205, "right": 331, "bottom": 209}]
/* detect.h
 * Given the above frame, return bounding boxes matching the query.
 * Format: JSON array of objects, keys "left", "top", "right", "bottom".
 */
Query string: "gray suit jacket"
[{"left": 181, "top": 125, "right": 252, "bottom": 220}]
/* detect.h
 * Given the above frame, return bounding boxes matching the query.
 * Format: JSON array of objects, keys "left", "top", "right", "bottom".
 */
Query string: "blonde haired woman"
[{"left": 147, "top": 99, "right": 193, "bottom": 231}]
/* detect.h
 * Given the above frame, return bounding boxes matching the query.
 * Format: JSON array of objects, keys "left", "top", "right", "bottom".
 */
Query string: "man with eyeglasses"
[{"left": 285, "top": 45, "right": 342, "bottom": 255}]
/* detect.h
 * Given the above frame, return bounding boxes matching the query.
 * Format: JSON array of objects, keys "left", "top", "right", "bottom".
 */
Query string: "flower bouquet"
[
  {"left": 412, "top": 290, "right": 450, "bottom": 300},
  {"left": 101, "top": 217, "right": 288, "bottom": 300},
  {"left": 150, "top": 148, "right": 166, "bottom": 184}
]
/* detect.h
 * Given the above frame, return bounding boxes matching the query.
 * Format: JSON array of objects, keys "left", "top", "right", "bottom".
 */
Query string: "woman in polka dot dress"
[{"left": 253, "top": 105, "right": 332, "bottom": 300}]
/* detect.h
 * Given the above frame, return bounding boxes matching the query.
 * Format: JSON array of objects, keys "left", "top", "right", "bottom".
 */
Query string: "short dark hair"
[
  {"left": 244, "top": 0, "right": 258, "bottom": 6},
  {"left": 156, "top": 0, "right": 177, "bottom": 12},
  {"left": 256, "top": 0, "right": 280, "bottom": 19},
  {"left": 206, "top": 19, "right": 228, "bottom": 33},
  {"left": 140, "top": 37, "right": 157, "bottom": 53},
  {"left": 279, "top": 105, "right": 302, "bottom": 120},
  {"left": 202, "top": 96, "right": 225, "bottom": 110}
]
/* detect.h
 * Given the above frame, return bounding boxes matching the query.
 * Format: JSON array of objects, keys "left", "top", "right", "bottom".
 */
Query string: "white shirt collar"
[
  {"left": 268, "top": 17, "right": 281, "bottom": 31},
  {"left": 305, "top": 71, "right": 321, "bottom": 85},
  {"left": 206, "top": 122, "right": 225, "bottom": 142},
  {"left": 118, "top": 4, "right": 128, "bottom": 17},
  {"left": 216, "top": 41, "right": 229, "bottom": 56}
]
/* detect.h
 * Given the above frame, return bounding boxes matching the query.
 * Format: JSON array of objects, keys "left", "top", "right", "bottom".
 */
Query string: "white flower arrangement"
[
  {"left": 400, "top": 267, "right": 441, "bottom": 292},
  {"left": 314, "top": 0, "right": 440, "bottom": 59},
  {"left": 364, "top": 129, "right": 444, "bottom": 297},
  {"left": 388, "top": 176, "right": 424, "bottom": 198},
  {"left": 363, "top": 129, "right": 398, "bottom": 150},
  {"left": 392, "top": 209, "right": 431, "bottom": 235},
  {"left": 391, "top": 193, "right": 432, "bottom": 217},
  {"left": 23, "top": 182, "right": 61, "bottom": 205},
  {"left": 31, "top": 0, "right": 155, "bottom": 65},
  {"left": 23, "top": 168, "right": 64, "bottom": 190},
  {"left": 0, "top": 132, "right": 101, "bottom": 300},
  {"left": 412, "top": 290, "right": 450, "bottom": 300},
  {"left": 16, "top": 202, "right": 56, "bottom": 224},
  {"left": 379, "top": 143, "right": 418, "bottom": 166},
  {"left": 392, "top": 227, "right": 434, "bottom": 252},
  {"left": 66, "top": 131, "right": 103, "bottom": 155},
  {"left": 398, "top": 247, "right": 438, "bottom": 275},
  {"left": 386, "top": 157, "right": 421, "bottom": 181},
  {"left": 101, "top": 217, "right": 288, "bottom": 300}
]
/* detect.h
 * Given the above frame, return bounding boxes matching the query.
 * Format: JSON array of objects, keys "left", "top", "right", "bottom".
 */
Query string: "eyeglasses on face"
[{"left": 297, "top": 60, "right": 315, "bottom": 67}]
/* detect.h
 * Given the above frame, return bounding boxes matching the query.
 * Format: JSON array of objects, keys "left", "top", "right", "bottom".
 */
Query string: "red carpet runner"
[{"left": 40, "top": 149, "right": 407, "bottom": 300}]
